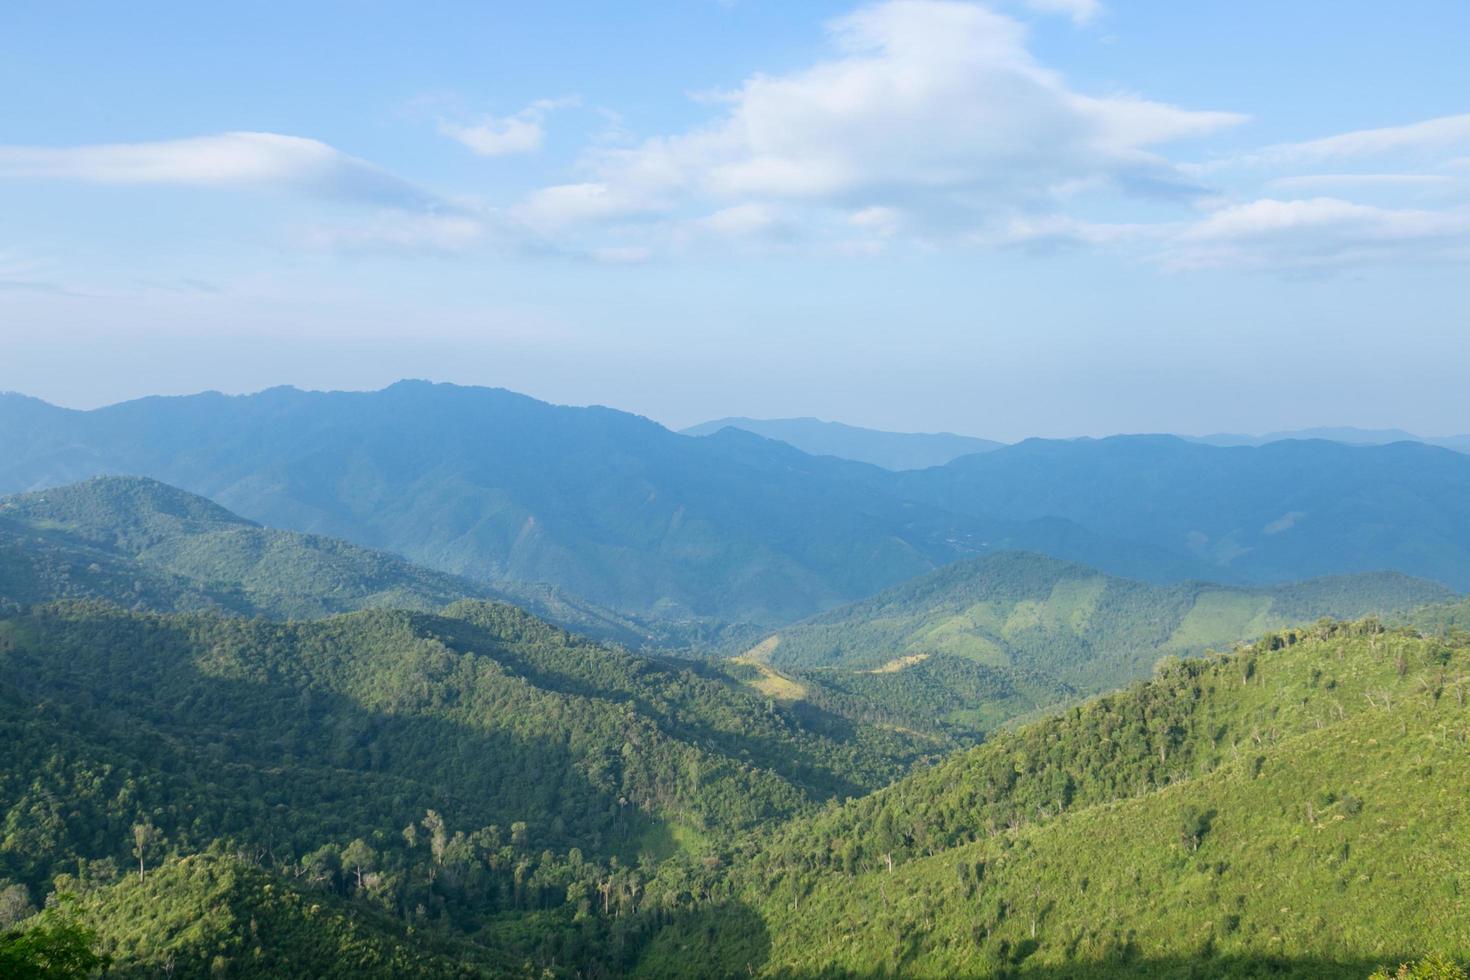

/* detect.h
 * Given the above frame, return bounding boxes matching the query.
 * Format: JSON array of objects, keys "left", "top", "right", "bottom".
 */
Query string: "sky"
[{"left": 2, "top": 0, "right": 1469, "bottom": 441}]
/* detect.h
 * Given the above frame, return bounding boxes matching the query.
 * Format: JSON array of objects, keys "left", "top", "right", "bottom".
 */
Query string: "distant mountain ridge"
[
  {"left": 1191, "top": 425, "right": 1470, "bottom": 452},
  {"left": 681, "top": 415, "right": 1003, "bottom": 470},
  {"left": 0, "top": 383, "right": 1001, "bottom": 624},
  {"left": 884, "top": 433, "right": 1470, "bottom": 589},
  {"left": 8, "top": 384, "right": 1470, "bottom": 622}
]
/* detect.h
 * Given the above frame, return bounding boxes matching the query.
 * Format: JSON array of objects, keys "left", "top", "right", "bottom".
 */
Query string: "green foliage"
[
  {"left": 64, "top": 849, "right": 500, "bottom": 978},
  {"left": 1370, "top": 954, "right": 1470, "bottom": 980},
  {"left": 0, "top": 898, "right": 105, "bottom": 979},
  {"left": 754, "top": 552, "right": 1450, "bottom": 741},
  {"left": 635, "top": 620, "right": 1470, "bottom": 976}
]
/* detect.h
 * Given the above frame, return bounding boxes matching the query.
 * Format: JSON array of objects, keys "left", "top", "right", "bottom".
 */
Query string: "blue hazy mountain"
[
  {"left": 0, "top": 383, "right": 1010, "bottom": 624},
  {"left": 1192, "top": 425, "right": 1470, "bottom": 452},
  {"left": 889, "top": 434, "right": 1470, "bottom": 588},
  {"left": 681, "top": 416, "right": 1003, "bottom": 470},
  {"left": 7, "top": 385, "right": 1470, "bottom": 623}
]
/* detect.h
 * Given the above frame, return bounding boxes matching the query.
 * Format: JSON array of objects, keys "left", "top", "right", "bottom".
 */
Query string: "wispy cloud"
[
  {"left": 439, "top": 97, "right": 579, "bottom": 157},
  {"left": 0, "top": 131, "right": 441, "bottom": 210},
  {"left": 0, "top": 249, "right": 77, "bottom": 295},
  {"left": 1162, "top": 197, "right": 1470, "bottom": 272},
  {"left": 298, "top": 212, "right": 490, "bottom": 253},
  {"left": 1239, "top": 113, "right": 1470, "bottom": 169}
]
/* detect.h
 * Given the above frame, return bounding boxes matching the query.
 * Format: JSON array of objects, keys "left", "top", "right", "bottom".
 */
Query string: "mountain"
[
  {"left": 1193, "top": 425, "right": 1470, "bottom": 453},
  {"left": 10, "top": 387, "right": 1470, "bottom": 623},
  {"left": 735, "top": 551, "right": 1452, "bottom": 742},
  {"left": 888, "top": 434, "right": 1470, "bottom": 590},
  {"left": 633, "top": 617, "right": 1470, "bottom": 977},
  {"left": 681, "top": 416, "right": 1002, "bottom": 470},
  {"left": 0, "top": 384, "right": 1003, "bottom": 625}
]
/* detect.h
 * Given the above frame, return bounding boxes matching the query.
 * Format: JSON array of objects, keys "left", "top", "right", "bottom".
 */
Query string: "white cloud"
[
  {"left": 516, "top": 0, "right": 1242, "bottom": 249},
  {"left": 438, "top": 97, "right": 578, "bottom": 157},
  {"left": 695, "top": 203, "right": 786, "bottom": 239},
  {"left": 515, "top": 181, "right": 663, "bottom": 232},
  {"left": 1247, "top": 113, "right": 1470, "bottom": 168},
  {"left": 0, "top": 132, "right": 438, "bottom": 209},
  {"left": 1163, "top": 197, "right": 1470, "bottom": 271}
]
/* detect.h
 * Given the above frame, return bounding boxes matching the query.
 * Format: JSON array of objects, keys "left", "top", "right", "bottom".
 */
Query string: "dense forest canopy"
[{"left": 1, "top": 463, "right": 1467, "bottom": 977}]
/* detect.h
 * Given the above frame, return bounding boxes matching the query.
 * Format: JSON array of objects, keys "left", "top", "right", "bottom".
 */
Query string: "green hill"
[
  {"left": 633, "top": 618, "right": 1470, "bottom": 977},
  {"left": 757, "top": 551, "right": 1452, "bottom": 696},
  {"left": 0, "top": 476, "right": 483, "bottom": 619},
  {"left": 0, "top": 476, "right": 694, "bottom": 647}
]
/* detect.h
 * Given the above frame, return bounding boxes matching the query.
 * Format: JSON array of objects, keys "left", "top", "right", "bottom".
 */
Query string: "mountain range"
[
  {"left": 9, "top": 383, "right": 1470, "bottom": 630},
  {"left": 1191, "top": 425, "right": 1470, "bottom": 452}
]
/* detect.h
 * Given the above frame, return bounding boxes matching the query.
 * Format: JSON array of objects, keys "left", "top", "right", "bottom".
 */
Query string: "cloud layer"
[{"left": 2, "top": 1, "right": 1466, "bottom": 273}]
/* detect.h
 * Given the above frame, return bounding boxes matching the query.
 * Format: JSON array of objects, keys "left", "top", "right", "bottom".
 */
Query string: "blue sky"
[{"left": 3, "top": 1, "right": 1469, "bottom": 440}]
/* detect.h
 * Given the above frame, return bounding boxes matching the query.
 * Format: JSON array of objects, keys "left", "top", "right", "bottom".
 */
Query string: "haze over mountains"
[
  {"left": 7, "top": 381, "right": 1470, "bottom": 625},
  {"left": 1191, "top": 426, "right": 1470, "bottom": 452},
  {"left": 681, "top": 416, "right": 1004, "bottom": 470}
]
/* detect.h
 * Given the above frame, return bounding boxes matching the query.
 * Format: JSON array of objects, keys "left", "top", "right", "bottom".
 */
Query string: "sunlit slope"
[
  {"left": 640, "top": 619, "right": 1470, "bottom": 977},
  {"left": 763, "top": 551, "right": 1452, "bottom": 689}
]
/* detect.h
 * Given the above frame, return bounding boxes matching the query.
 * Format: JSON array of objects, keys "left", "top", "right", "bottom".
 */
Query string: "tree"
[
  {"left": 131, "top": 820, "right": 160, "bottom": 881},
  {"left": 342, "top": 839, "right": 376, "bottom": 891},
  {"left": 0, "top": 884, "right": 36, "bottom": 930},
  {"left": 0, "top": 898, "right": 105, "bottom": 979}
]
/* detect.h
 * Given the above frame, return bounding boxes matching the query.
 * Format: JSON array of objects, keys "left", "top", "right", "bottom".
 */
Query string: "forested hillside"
[
  {"left": 744, "top": 552, "right": 1451, "bottom": 740},
  {"left": 633, "top": 618, "right": 1470, "bottom": 977},
  {"left": 0, "top": 476, "right": 690, "bottom": 647},
  {"left": 2, "top": 581, "right": 1465, "bottom": 974},
  {"left": 0, "top": 595, "right": 951, "bottom": 975}
]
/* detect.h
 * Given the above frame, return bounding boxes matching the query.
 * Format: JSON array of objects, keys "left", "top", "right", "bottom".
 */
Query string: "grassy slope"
[{"left": 639, "top": 621, "right": 1470, "bottom": 977}]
